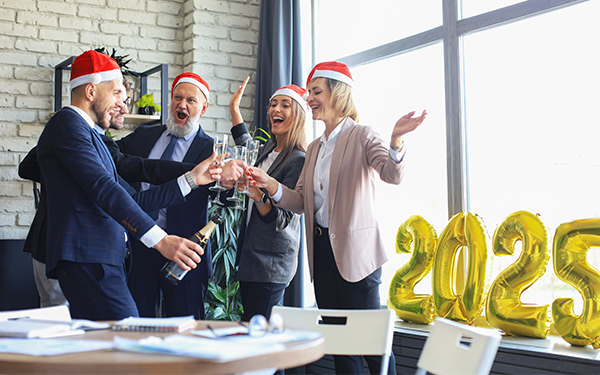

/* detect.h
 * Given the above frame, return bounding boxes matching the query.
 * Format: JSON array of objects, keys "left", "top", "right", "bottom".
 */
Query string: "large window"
[
  {"left": 308, "top": 0, "right": 599, "bottom": 310},
  {"left": 463, "top": 0, "right": 600, "bottom": 311}
]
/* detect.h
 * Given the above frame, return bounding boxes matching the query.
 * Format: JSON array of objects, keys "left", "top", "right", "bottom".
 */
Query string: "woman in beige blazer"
[{"left": 249, "top": 61, "right": 426, "bottom": 375}]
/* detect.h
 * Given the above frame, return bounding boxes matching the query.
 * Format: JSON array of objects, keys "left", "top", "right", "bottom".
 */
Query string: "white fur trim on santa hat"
[
  {"left": 270, "top": 88, "right": 307, "bottom": 113},
  {"left": 70, "top": 69, "right": 123, "bottom": 91},
  {"left": 311, "top": 69, "right": 354, "bottom": 87},
  {"left": 176, "top": 77, "right": 210, "bottom": 102}
]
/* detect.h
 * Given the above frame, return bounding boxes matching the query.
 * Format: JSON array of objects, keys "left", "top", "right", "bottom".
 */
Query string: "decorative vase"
[{"left": 137, "top": 107, "right": 155, "bottom": 115}]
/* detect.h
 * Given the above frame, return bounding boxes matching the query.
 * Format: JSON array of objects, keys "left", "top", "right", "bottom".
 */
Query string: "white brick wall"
[{"left": 0, "top": 0, "right": 260, "bottom": 239}]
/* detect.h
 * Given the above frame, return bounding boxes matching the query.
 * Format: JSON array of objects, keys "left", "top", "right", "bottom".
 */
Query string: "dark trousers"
[
  {"left": 127, "top": 244, "right": 208, "bottom": 319},
  {"left": 56, "top": 260, "right": 139, "bottom": 320},
  {"left": 240, "top": 281, "right": 287, "bottom": 322},
  {"left": 313, "top": 227, "right": 397, "bottom": 375}
]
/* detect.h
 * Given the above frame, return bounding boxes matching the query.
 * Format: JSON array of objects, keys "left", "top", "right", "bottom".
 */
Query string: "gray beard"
[{"left": 166, "top": 113, "right": 200, "bottom": 138}]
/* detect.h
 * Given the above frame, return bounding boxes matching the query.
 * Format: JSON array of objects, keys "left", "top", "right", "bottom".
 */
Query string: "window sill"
[{"left": 394, "top": 320, "right": 600, "bottom": 363}]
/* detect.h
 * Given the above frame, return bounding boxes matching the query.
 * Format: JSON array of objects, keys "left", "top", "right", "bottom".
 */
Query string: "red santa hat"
[
  {"left": 70, "top": 50, "right": 123, "bottom": 91},
  {"left": 270, "top": 85, "right": 308, "bottom": 113},
  {"left": 172, "top": 72, "right": 210, "bottom": 102},
  {"left": 306, "top": 61, "right": 354, "bottom": 88}
]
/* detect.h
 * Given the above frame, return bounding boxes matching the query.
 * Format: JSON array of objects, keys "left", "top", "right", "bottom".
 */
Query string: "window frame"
[{"left": 313, "top": 0, "right": 589, "bottom": 218}]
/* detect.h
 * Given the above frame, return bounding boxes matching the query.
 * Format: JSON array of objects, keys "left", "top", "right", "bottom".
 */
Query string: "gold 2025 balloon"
[
  {"left": 388, "top": 216, "right": 437, "bottom": 324},
  {"left": 433, "top": 212, "right": 489, "bottom": 324},
  {"left": 486, "top": 211, "right": 552, "bottom": 338},
  {"left": 552, "top": 219, "right": 600, "bottom": 349}
]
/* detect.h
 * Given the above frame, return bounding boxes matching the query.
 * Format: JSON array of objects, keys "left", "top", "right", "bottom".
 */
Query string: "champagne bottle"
[{"left": 160, "top": 213, "right": 223, "bottom": 285}]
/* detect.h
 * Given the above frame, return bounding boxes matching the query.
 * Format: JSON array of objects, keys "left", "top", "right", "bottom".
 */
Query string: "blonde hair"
[{"left": 326, "top": 78, "right": 359, "bottom": 123}]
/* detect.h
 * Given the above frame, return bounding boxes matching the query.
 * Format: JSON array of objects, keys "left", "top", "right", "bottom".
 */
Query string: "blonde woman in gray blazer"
[
  {"left": 228, "top": 79, "right": 307, "bottom": 322},
  {"left": 249, "top": 62, "right": 426, "bottom": 375}
]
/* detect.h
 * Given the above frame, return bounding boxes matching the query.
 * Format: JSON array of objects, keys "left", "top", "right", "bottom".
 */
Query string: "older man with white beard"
[{"left": 117, "top": 72, "right": 242, "bottom": 319}]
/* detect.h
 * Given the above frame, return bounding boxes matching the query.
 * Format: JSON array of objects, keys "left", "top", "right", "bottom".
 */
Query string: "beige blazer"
[{"left": 279, "top": 117, "right": 405, "bottom": 282}]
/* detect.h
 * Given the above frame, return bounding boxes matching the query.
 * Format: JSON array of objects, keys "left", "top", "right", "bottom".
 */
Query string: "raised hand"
[
  {"left": 391, "top": 110, "right": 427, "bottom": 147},
  {"left": 229, "top": 76, "right": 250, "bottom": 126}
]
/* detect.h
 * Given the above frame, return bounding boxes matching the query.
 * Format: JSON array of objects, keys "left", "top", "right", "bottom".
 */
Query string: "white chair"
[
  {"left": 272, "top": 306, "right": 395, "bottom": 375},
  {"left": 0, "top": 305, "right": 71, "bottom": 322},
  {"left": 415, "top": 317, "right": 502, "bottom": 375}
]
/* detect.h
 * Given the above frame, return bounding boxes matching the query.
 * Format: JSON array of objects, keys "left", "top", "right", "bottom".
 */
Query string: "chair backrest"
[
  {"left": 416, "top": 317, "right": 501, "bottom": 375},
  {"left": 271, "top": 306, "right": 395, "bottom": 357},
  {"left": 0, "top": 305, "right": 71, "bottom": 322}
]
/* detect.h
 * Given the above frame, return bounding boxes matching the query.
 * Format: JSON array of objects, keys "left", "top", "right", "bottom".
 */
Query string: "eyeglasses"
[
  {"left": 123, "top": 96, "right": 132, "bottom": 106},
  {"left": 206, "top": 314, "right": 284, "bottom": 338},
  {"left": 248, "top": 313, "right": 284, "bottom": 336}
]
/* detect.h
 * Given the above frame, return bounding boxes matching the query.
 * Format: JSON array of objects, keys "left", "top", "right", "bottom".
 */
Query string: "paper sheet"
[
  {"left": 114, "top": 334, "right": 285, "bottom": 362},
  {"left": 192, "top": 327, "right": 322, "bottom": 344},
  {"left": 0, "top": 338, "right": 113, "bottom": 356}
]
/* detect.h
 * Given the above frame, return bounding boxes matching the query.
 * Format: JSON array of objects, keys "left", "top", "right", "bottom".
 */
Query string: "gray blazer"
[{"left": 232, "top": 123, "right": 306, "bottom": 284}]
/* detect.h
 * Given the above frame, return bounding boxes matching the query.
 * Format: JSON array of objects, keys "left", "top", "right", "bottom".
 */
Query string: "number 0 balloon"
[{"left": 432, "top": 212, "right": 489, "bottom": 324}]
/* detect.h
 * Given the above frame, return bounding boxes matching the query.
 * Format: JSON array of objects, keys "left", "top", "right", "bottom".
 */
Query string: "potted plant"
[
  {"left": 136, "top": 94, "right": 161, "bottom": 115},
  {"left": 205, "top": 204, "right": 244, "bottom": 321}
]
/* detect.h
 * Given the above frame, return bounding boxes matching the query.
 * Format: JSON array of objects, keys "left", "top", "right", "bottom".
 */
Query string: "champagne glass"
[
  {"left": 226, "top": 145, "right": 246, "bottom": 210},
  {"left": 209, "top": 134, "right": 228, "bottom": 205},
  {"left": 240, "top": 140, "right": 260, "bottom": 195}
]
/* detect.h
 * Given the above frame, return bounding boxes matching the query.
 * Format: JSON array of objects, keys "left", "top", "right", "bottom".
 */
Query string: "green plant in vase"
[{"left": 136, "top": 94, "right": 161, "bottom": 115}]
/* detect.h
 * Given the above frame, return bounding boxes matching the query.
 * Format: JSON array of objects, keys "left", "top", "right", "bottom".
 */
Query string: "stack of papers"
[
  {"left": 113, "top": 328, "right": 321, "bottom": 362},
  {"left": 114, "top": 335, "right": 285, "bottom": 362}
]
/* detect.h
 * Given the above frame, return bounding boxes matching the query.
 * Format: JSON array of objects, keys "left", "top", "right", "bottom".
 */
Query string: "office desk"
[{"left": 0, "top": 321, "right": 325, "bottom": 374}]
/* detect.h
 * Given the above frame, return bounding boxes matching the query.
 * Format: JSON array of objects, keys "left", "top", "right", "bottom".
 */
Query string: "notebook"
[
  {"left": 16, "top": 318, "right": 109, "bottom": 331},
  {"left": 0, "top": 320, "right": 85, "bottom": 339},
  {"left": 112, "top": 316, "right": 196, "bottom": 332}
]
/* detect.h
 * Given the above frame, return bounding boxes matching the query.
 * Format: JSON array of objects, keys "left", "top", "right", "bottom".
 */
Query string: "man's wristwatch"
[
  {"left": 184, "top": 171, "right": 199, "bottom": 190},
  {"left": 255, "top": 192, "right": 269, "bottom": 206}
]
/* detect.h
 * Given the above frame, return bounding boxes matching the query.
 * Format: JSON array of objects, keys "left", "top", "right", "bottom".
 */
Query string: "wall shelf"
[
  {"left": 122, "top": 114, "right": 161, "bottom": 126},
  {"left": 54, "top": 56, "right": 168, "bottom": 126}
]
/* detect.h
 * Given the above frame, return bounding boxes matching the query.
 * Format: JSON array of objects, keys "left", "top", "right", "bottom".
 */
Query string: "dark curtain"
[
  {"left": 252, "top": 0, "right": 303, "bottom": 132},
  {"left": 253, "top": 0, "right": 305, "bottom": 309}
]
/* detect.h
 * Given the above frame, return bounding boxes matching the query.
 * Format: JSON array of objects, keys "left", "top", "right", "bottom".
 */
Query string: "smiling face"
[
  {"left": 306, "top": 78, "right": 338, "bottom": 125},
  {"left": 268, "top": 95, "right": 296, "bottom": 136},
  {"left": 167, "top": 82, "right": 208, "bottom": 137},
  {"left": 108, "top": 91, "right": 129, "bottom": 130},
  {"left": 91, "top": 79, "right": 126, "bottom": 131}
]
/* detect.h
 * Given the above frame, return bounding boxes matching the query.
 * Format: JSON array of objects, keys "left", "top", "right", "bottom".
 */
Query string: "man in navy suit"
[
  {"left": 19, "top": 94, "right": 202, "bottom": 309},
  {"left": 36, "top": 51, "right": 215, "bottom": 320},
  {"left": 118, "top": 72, "right": 239, "bottom": 319}
]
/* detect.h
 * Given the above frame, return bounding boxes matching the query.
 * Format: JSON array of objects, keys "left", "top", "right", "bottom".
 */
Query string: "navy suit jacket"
[
  {"left": 117, "top": 124, "right": 216, "bottom": 281},
  {"left": 37, "top": 107, "right": 183, "bottom": 278},
  {"left": 20, "top": 131, "right": 195, "bottom": 264}
]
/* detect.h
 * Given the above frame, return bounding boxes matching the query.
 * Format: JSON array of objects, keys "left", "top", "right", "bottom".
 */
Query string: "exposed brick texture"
[{"left": 0, "top": 0, "right": 260, "bottom": 238}]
